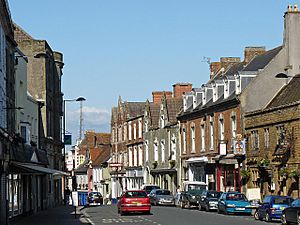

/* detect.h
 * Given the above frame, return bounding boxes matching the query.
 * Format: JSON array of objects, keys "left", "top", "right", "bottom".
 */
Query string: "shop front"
[
  {"left": 150, "top": 168, "right": 177, "bottom": 193},
  {"left": 126, "top": 167, "right": 143, "bottom": 190}
]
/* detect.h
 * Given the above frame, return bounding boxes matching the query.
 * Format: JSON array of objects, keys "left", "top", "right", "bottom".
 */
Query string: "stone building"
[
  {"left": 110, "top": 97, "right": 145, "bottom": 199},
  {"left": 144, "top": 84, "right": 191, "bottom": 194},
  {"left": 14, "top": 24, "right": 65, "bottom": 207},
  {"left": 0, "top": 1, "right": 17, "bottom": 224},
  {"left": 245, "top": 76, "right": 300, "bottom": 198}
]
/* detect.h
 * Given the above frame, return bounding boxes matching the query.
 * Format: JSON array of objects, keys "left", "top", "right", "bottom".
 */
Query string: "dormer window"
[
  {"left": 183, "top": 96, "right": 187, "bottom": 112},
  {"left": 193, "top": 95, "right": 197, "bottom": 109},
  {"left": 224, "top": 79, "right": 229, "bottom": 99},
  {"left": 160, "top": 115, "right": 165, "bottom": 128}
]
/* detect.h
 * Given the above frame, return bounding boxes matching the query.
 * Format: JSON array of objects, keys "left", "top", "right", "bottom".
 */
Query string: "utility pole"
[{"left": 79, "top": 100, "right": 83, "bottom": 141}]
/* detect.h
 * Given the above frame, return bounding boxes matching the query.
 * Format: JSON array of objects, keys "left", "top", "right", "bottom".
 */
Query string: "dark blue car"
[{"left": 254, "top": 195, "right": 293, "bottom": 222}]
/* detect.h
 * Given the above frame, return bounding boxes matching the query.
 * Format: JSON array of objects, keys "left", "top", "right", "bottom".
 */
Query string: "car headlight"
[
  {"left": 226, "top": 204, "right": 236, "bottom": 208},
  {"left": 192, "top": 196, "right": 196, "bottom": 199}
]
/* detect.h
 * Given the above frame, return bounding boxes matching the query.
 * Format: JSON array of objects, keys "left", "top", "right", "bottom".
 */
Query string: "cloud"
[{"left": 65, "top": 106, "right": 111, "bottom": 136}]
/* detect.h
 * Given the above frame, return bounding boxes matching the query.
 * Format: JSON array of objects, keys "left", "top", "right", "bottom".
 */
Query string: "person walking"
[
  {"left": 64, "top": 187, "right": 71, "bottom": 205},
  {"left": 176, "top": 185, "right": 181, "bottom": 206}
]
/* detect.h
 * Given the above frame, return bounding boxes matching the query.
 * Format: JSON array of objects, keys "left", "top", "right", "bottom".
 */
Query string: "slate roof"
[
  {"left": 212, "top": 62, "right": 245, "bottom": 81},
  {"left": 242, "top": 46, "right": 282, "bottom": 72},
  {"left": 267, "top": 74, "right": 300, "bottom": 109}
]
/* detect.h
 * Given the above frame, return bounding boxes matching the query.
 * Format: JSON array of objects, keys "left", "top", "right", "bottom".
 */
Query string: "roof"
[
  {"left": 126, "top": 102, "right": 145, "bottom": 119},
  {"left": 242, "top": 46, "right": 282, "bottom": 72},
  {"left": 166, "top": 98, "right": 183, "bottom": 124},
  {"left": 80, "top": 132, "right": 111, "bottom": 147},
  {"left": 266, "top": 74, "right": 300, "bottom": 109},
  {"left": 149, "top": 102, "right": 160, "bottom": 128},
  {"left": 92, "top": 146, "right": 111, "bottom": 167}
]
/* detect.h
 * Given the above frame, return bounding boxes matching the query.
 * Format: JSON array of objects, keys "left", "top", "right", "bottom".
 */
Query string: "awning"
[
  {"left": 214, "top": 154, "right": 238, "bottom": 165},
  {"left": 186, "top": 157, "right": 208, "bottom": 164},
  {"left": 10, "top": 162, "right": 69, "bottom": 176}
]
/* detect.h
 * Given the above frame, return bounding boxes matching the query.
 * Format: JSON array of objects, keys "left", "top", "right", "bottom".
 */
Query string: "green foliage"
[
  {"left": 279, "top": 167, "right": 289, "bottom": 177},
  {"left": 240, "top": 169, "right": 250, "bottom": 179},
  {"left": 289, "top": 169, "right": 300, "bottom": 179},
  {"left": 258, "top": 159, "right": 270, "bottom": 167}
]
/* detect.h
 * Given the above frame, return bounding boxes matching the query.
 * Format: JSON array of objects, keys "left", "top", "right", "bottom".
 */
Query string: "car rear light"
[
  {"left": 147, "top": 197, "right": 150, "bottom": 204},
  {"left": 121, "top": 198, "right": 126, "bottom": 204}
]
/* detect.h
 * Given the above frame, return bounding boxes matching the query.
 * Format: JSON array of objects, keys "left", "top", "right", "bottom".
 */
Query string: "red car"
[{"left": 117, "top": 190, "right": 151, "bottom": 215}]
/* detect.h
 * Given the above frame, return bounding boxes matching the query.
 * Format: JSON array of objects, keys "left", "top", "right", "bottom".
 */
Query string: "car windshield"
[
  {"left": 226, "top": 193, "right": 247, "bottom": 201},
  {"left": 207, "top": 192, "right": 221, "bottom": 198},
  {"left": 124, "top": 191, "right": 147, "bottom": 198},
  {"left": 273, "top": 197, "right": 292, "bottom": 205},
  {"left": 188, "top": 184, "right": 205, "bottom": 191},
  {"left": 89, "top": 193, "right": 101, "bottom": 198},
  {"left": 145, "top": 186, "right": 159, "bottom": 194},
  {"left": 156, "top": 190, "right": 171, "bottom": 195}
]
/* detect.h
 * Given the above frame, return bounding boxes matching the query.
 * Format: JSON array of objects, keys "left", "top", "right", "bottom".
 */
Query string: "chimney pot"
[
  {"left": 288, "top": 4, "right": 293, "bottom": 12},
  {"left": 294, "top": 4, "right": 299, "bottom": 12}
]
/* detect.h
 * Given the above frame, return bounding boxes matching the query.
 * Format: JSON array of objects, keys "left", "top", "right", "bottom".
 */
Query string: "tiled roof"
[
  {"left": 92, "top": 146, "right": 111, "bottom": 167},
  {"left": 149, "top": 102, "right": 160, "bottom": 128},
  {"left": 80, "top": 132, "right": 111, "bottom": 148},
  {"left": 242, "top": 46, "right": 282, "bottom": 72},
  {"left": 126, "top": 102, "right": 145, "bottom": 119},
  {"left": 267, "top": 75, "right": 300, "bottom": 109},
  {"left": 166, "top": 98, "right": 183, "bottom": 124}
]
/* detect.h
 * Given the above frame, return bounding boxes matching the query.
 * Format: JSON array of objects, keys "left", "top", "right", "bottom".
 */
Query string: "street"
[{"left": 84, "top": 206, "right": 280, "bottom": 225}]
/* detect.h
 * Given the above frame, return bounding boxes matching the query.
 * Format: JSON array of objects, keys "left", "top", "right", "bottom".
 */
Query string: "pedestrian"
[
  {"left": 64, "top": 187, "right": 71, "bottom": 205},
  {"left": 176, "top": 185, "right": 181, "bottom": 206}
]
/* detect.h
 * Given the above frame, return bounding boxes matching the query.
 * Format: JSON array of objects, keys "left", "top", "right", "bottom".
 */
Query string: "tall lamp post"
[{"left": 63, "top": 96, "right": 86, "bottom": 172}]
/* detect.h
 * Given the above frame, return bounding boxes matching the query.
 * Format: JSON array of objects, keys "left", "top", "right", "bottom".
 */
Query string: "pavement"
[{"left": 10, "top": 205, "right": 91, "bottom": 225}]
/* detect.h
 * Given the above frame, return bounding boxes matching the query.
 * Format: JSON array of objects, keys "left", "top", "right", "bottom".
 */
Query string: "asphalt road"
[{"left": 84, "top": 205, "right": 280, "bottom": 225}]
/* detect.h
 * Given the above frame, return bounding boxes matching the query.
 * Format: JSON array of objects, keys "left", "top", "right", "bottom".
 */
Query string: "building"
[
  {"left": 144, "top": 84, "right": 190, "bottom": 194},
  {"left": 0, "top": 1, "right": 17, "bottom": 224},
  {"left": 110, "top": 97, "right": 145, "bottom": 199},
  {"left": 14, "top": 24, "right": 65, "bottom": 207},
  {"left": 245, "top": 76, "right": 300, "bottom": 198}
]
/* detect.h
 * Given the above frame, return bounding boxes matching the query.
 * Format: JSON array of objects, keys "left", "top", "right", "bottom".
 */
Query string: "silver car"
[{"left": 149, "top": 189, "right": 175, "bottom": 206}]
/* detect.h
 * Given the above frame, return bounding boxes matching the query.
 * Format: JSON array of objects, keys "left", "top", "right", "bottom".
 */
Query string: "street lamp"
[{"left": 63, "top": 96, "right": 86, "bottom": 171}]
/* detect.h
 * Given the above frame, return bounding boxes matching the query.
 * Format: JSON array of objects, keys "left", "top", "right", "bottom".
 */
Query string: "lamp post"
[{"left": 63, "top": 96, "right": 86, "bottom": 172}]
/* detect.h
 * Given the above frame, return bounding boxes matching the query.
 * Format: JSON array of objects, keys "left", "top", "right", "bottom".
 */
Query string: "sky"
[{"left": 8, "top": 0, "right": 295, "bottom": 146}]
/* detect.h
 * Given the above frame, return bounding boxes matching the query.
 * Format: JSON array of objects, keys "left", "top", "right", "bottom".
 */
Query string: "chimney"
[
  {"left": 283, "top": 4, "right": 300, "bottom": 74},
  {"left": 152, "top": 91, "right": 172, "bottom": 104},
  {"left": 210, "top": 62, "right": 221, "bottom": 79},
  {"left": 244, "top": 47, "right": 266, "bottom": 63},
  {"left": 173, "top": 83, "right": 192, "bottom": 99}
]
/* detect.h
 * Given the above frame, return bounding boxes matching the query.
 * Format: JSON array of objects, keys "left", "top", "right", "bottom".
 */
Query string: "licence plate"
[
  {"left": 280, "top": 206, "right": 286, "bottom": 210},
  {"left": 236, "top": 208, "right": 245, "bottom": 210},
  {"left": 136, "top": 203, "right": 142, "bottom": 206}
]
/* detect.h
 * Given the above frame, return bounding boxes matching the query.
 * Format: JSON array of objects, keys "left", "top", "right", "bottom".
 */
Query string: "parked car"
[
  {"left": 149, "top": 189, "right": 175, "bottom": 206},
  {"left": 142, "top": 184, "right": 160, "bottom": 196},
  {"left": 254, "top": 195, "right": 293, "bottom": 222},
  {"left": 281, "top": 198, "right": 300, "bottom": 225},
  {"left": 217, "top": 192, "right": 252, "bottom": 215},
  {"left": 87, "top": 192, "right": 103, "bottom": 206},
  {"left": 199, "top": 190, "right": 222, "bottom": 211},
  {"left": 117, "top": 190, "right": 151, "bottom": 215},
  {"left": 180, "top": 181, "right": 207, "bottom": 209}
]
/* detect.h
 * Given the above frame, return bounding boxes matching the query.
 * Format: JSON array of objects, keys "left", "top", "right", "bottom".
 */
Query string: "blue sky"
[{"left": 8, "top": 0, "right": 293, "bottom": 145}]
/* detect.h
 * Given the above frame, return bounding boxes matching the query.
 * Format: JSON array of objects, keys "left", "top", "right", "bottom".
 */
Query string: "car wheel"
[
  {"left": 297, "top": 214, "right": 300, "bottom": 225},
  {"left": 265, "top": 212, "right": 271, "bottom": 222},
  {"left": 217, "top": 207, "right": 221, "bottom": 214},
  {"left": 198, "top": 204, "right": 202, "bottom": 211},
  {"left": 224, "top": 207, "right": 228, "bottom": 215},
  {"left": 254, "top": 211, "right": 260, "bottom": 220}
]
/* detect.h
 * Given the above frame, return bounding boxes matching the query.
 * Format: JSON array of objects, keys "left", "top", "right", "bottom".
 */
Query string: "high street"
[{"left": 85, "top": 206, "right": 279, "bottom": 225}]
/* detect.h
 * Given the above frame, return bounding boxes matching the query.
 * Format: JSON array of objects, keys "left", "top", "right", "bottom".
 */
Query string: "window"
[
  {"left": 201, "top": 124, "right": 205, "bottom": 151},
  {"left": 231, "top": 114, "right": 237, "bottom": 139},
  {"left": 145, "top": 140, "right": 149, "bottom": 161},
  {"left": 138, "top": 145, "right": 143, "bottom": 166},
  {"left": 219, "top": 116, "right": 224, "bottom": 141},
  {"left": 154, "top": 140, "right": 158, "bottom": 161},
  {"left": 276, "top": 125, "right": 285, "bottom": 146},
  {"left": 171, "top": 134, "right": 176, "bottom": 160},
  {"left": 138, "top": 119, "right": 142, "bottom": 138},
  {"left": 123, "top": 123, "right": 127, "bottom": 141},
  {"left": 128, "top": 122, "right": 132, "bottom": 140},
  {"left": 182, "top": 128, "right": 187, "bottom": 154},
  {"left": 209, "top": 117, "right": 214, "bottom": 150},
  {"left": 251, "top": 130, "right": 259, "bottom": 149},
  {"left": 161, "top": 140, "right": 165, "bottom": 162},
  {"left": 118, "top": 126, "right": 122, "bottom": 142},
  {"left": 20, "top": 125, "right": 27, "bottom": 143},
  {"left": 133, "top": 123, "right": 137, "bottom": 140},
  {"left": 191, "top": 124, "right": 195, "bottom": 153},
  {"left": 264, "top": 128, "right": 270, "bottom": 148},
  {"left": 145, "top": 120, "right": 149, "bottom": 133},
  {"left": 129, "top": 147, "right": 133, "bottom": 167},
  {"left": 134, "top": 146, "right": 137, "bottom": 166}
]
